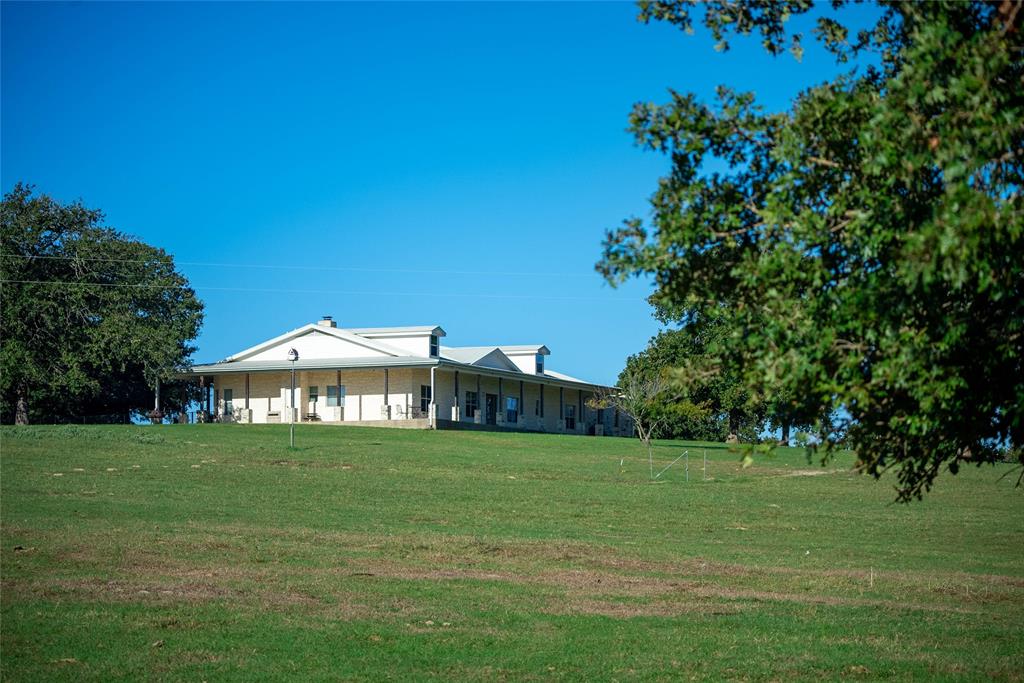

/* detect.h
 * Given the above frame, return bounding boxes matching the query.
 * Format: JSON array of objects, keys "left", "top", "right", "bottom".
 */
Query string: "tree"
[
  {"left": 1, "top": 183, "right": 204, "bottom": 424},
  {"left": 622, "top": 309, "right": 768, "bottom": 442},
  {"left": 598, "top": 1, "right": 1024, "bottom": 499},
  {"left": 591, "top": 371, "right": 676, "bottom": 481}
]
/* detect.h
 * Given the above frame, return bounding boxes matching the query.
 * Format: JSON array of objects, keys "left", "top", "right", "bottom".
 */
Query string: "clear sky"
[{"left": 2, "top": 1, "right": 874, "bottom": 385}]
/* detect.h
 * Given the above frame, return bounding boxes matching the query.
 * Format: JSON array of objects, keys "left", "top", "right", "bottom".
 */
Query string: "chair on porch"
[{"left": 393, "top": 404, "right": 407, "bottom": 420}]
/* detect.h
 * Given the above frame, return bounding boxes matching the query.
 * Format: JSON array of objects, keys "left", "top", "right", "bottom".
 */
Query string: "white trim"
[
  {"left": 498, "top": 345, "right": 550, "bottom": 356},
  {"left": 347, "top": 326, "right": 446, "bottom": 337}
]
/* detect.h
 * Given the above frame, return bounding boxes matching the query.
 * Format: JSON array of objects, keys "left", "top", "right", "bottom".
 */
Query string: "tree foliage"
[
  {"left": 1, "top": 183, "right": 204, "bottom": 424},
  {"left": 621, "top": 310, "right": 768, "bottom": 442},
  {"left": 599, "top": 1, "right": 1024, "bottom": 499}
]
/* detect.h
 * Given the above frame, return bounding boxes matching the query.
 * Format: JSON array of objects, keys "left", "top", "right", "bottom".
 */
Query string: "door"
[{"left": 485, "top": 394, "right": 498, "bottom": 425}]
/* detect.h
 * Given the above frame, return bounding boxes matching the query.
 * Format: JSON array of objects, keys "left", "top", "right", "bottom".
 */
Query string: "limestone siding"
[{"left": 209, "top": 367, "right": 630, "bottom": 436}]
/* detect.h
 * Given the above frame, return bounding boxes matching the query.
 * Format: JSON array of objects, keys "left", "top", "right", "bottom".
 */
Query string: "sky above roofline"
[{"left": 1, "top": 2, "right": 880, "bottom": 385}]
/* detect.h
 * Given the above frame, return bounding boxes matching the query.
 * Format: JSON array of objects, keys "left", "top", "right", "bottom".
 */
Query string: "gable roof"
[
  {"left": 224, "top": 323, "right": 409, "bottom": 362},
  {"left": 440, "top": 346, "right": 521, "bottom": 372}
]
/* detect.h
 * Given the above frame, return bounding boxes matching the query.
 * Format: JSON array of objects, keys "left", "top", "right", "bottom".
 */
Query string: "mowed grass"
[{"left": 1, "top": 425, "right": 1021, "bottom": 682}]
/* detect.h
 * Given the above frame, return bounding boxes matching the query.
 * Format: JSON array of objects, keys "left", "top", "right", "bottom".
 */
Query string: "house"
[{"left": 185, "top": 316, "right": 630, "bottom": 436}]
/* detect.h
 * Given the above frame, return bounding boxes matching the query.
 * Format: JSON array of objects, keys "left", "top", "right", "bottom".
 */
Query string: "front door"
[{"left": 485, "top": 394, "right": 498, "bottom": 425}]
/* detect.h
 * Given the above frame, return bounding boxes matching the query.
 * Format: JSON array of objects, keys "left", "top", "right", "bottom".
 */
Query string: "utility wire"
[
  {"left": 2, "top": 253, "right": 600, "bottom": 279},
  {"left": 0, "top": 278, "right": 642, "bottom": 303}
]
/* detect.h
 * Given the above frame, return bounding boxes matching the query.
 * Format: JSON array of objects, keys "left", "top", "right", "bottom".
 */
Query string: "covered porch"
[{"left": 188, "top": 364, "right": 629, "bottom": 436}]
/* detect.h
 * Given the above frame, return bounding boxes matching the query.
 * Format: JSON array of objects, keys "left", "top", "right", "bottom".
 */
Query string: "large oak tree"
[
  {"left": 599, "top": 1, "right": 1023, "bottom": 499},
  {"left": 1, "top": 184, "right": 204, "bottom": 424}
]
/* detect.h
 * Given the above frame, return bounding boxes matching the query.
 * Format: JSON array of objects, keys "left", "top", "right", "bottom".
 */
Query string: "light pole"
[{"left": 288, "top": 347, "right": 299, "bottom": 448}]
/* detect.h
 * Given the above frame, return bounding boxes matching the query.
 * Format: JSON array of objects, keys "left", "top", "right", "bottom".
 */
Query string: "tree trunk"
[
  {"left": 646, "top": 440, "right": 654, "bottom": 481},
  {"left": 15, "top": 387, "right": 29, "bottom": 425},
  {"left": 727, "top": 409, "right": 740, "bottom": 443},
  {"left": 780, "top": 421, "right": 791, "bottom": 446}
]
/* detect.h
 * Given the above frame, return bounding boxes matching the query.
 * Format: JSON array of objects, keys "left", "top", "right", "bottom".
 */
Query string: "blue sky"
[{"left": 2, "top": 1, "right": 873, "bottom": 385}]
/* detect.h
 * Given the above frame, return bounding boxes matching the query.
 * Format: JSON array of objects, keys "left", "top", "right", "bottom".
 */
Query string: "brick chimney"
[{"left": 317, "top": 315, "right": 337, "bottom": 328}]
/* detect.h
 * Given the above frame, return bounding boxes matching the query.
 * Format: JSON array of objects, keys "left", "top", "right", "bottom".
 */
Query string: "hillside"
[{"left": 2, "top": 425, "right": 1021, "bottom": 681}]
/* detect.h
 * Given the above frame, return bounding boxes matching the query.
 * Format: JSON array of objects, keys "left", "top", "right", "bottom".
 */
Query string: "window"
[
  {"left": 465, "top": 391, "right": 478, "bottom": 418},
  {"left": 535, "top": 354, "right": 544, "bottom": 374},
  {"left": 506, "top": 396, "right": 519, "bottom": 424},
  {"left": 223, "top": 388, "right": 233, "bottom": 414},
  {"left": 429, "top": 334, "right": 439, "bottom": 357},
  {"left": 327, "top": 385, "right": 346, "bottom": 407},
  {"left": 420, "top": 385, "right": 432, "bottom": 413},
  {"left": 565, "top": 404, "right": 576, "bottom": 430},
  {"left": 308, "top": 386, "right": 319, "bottom": 404}
]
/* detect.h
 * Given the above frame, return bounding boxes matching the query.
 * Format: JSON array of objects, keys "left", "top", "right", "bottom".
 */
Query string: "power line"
[
  {"left": 2, "top": 253, "right": 600, "bottom": 279},
  {"left": 0, "top": 278, "right": 642, "bottom": 303}
]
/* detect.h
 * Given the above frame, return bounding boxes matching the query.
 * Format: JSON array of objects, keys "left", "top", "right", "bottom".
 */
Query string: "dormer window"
[
  {"left": 429, "top": 335, "right": 439, "bottom": 357},
  {"left": 535, "top": 354, "right": 544, "bottom": 374}
]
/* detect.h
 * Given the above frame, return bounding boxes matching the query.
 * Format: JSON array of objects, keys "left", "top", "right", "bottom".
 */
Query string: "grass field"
[{"left": 1, "top": 424, "right": 1022, "bottom": 681}]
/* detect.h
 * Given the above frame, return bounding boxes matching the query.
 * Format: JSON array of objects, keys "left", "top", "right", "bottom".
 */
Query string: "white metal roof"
[
  {"left": 439, "top": 346, "right": 494, "bottom": 364},
  {"left": 440, "top": 346, "right": 521, "bottom": 371},
  {"left": 346, "top": 325, "right": 446, "bottom": 337},
  {"left": 498, "top": 345, "right": 550, "bottom": 356},
  {"left": 190, "top": 356, "right": 438, "bottom": 373},
  {"left": 184, "top": 356, "right": 610, "bottom": 390},
  {"left": 541, "top": 369, "right": 588, "bottom": 384}
]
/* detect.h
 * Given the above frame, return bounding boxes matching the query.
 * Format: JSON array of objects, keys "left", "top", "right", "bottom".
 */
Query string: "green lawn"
[{"left": 1, "top": 425, "right": 1021, "bottom": 681}]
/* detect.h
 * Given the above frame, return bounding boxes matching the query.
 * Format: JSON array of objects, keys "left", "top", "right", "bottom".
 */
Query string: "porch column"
[
  {"left": 519, "top": 380, "right": 524, "bottom": 426},
  {"left": 497, "top": 378, "right": 504, "bottom": 425},
  {"left": 578, "top": 389, "right": 583, "bottom": 432},
  {"left": 453, "top": 370, "right": 461, "bottom": 421},
  {"left": 559, "top": 387, "right": 565, "bottom": 432},
  {"left": 429, "top": 366, "right": 436, "bottom": 427},
  {"left": 336, "top": 370, "right": 343, "bottom": 422},
  {"left": 382, "top": 368, "right": 390, "bottom": 419},
  {"left": 281, "top": 380, "right": 297, "bottom": 423},
  {"left": 475, "top": 373, "right": 483, "bottom": 424},
  {"left": 206, "top": 377, "right": 212, "bottom": 416},
  {"left": 237, "top": 372, "right": 253, "bottom": 424}
]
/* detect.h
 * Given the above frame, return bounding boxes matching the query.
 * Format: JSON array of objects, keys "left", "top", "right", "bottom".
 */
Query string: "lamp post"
[{"left": 288, "top": 347, "right": 299, "bottom": 448}]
